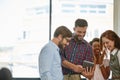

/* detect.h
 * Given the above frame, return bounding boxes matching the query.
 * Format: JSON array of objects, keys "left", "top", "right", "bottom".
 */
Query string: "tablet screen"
[{"left": 83, "top": 60, "right": 94, "bottom": 68}]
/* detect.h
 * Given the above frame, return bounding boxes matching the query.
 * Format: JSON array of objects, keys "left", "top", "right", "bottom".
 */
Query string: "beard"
[
  {"left": 58, "top": 43, "right": 64, "bottom": 50},
  {"left": 74, "top": 34, "right": 82, "bottom": 43}
]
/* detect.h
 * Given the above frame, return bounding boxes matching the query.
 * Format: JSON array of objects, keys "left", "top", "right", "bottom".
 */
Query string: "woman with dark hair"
[
  {"left": 0, "top": 67, "right": 12, "bottom": 80},
  {"left": 100, "top": 30, "right": 120, "bottom": 80},
  {"left": 89, "top": 38, "right": 110, "bottom": 80}
]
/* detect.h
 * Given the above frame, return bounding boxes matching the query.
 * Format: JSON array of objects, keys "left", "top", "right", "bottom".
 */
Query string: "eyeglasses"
[{"left": 65, "top": 37, "right": 71, "bottom": 43}]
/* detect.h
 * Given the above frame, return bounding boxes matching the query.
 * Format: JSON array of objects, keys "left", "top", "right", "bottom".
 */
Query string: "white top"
[
  {"left": 88, "top": 58, "right": 110, "bottom": 80},
  {"left": 91, "top": 64, "right": 104, "bottom": 80}
]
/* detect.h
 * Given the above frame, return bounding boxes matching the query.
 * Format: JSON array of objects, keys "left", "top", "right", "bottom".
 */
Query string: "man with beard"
[
  {"left": 38, "top": 26, "right": 72, "bottom": 80},
  {"left": 61, "top": 18, "right": 94, "bottom": 80}
]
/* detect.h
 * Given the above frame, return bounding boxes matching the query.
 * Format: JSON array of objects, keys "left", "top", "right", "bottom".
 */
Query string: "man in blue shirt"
[{"left": 39, "top": 26, "right": 72, "bottom": 80}]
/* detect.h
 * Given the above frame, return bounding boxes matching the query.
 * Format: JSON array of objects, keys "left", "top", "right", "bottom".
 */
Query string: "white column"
[{"left": 114, "top": 0, "right": 120, "bottom": 36}]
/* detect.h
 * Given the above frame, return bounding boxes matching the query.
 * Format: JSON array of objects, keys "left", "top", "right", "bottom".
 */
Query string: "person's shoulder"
[
  {"left": 42, "top": 41, "right": 58, "bottom": 52},
  {"left": 40, "top": 41, "right": 51, "bottom": 52},
  {"left": 82, "top": 40, "right": 92, "bottom": 50},
  {"left": 42, "top": 41, "right": 53, "bottom": 48},
  {"left": 117, "top": 49, "right": 120, "bottom": 56},
  {"left": 83, "top": 39, "right": 91, "bottom": 46}
]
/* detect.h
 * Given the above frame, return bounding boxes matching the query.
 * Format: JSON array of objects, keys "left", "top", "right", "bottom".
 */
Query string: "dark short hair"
[
  {"left": 54, "top": 26, "right": 72, "bottom": 38},
  {"left": 75, "top": 18, "right": 88, "bottom": 27},
  {"left": 0, "top": 67, "right": 12, "bottom": 80},
  {"left": 89, "top": 38, "right": 100, "bottom": 45}
]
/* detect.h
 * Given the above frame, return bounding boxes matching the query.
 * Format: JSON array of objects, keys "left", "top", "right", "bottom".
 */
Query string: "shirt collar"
[
  {"left": 50, "top": 40, "right": 59, "bottom": 51},
  {"left": 110, "top": 48, "right": 118, "bottom": 55},
  {"left": 71, "top": 37, "right": 85, "bottom": 44}
]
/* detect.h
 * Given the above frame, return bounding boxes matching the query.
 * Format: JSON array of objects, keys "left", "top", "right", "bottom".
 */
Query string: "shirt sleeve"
[{"left": 39, "top": 47, "right": 54, "bottom": 80}]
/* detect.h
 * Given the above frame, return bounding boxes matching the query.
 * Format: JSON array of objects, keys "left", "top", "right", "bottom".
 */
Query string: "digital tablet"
[{"left": 83, "top": 60, "right": 94, "bottom": 68}]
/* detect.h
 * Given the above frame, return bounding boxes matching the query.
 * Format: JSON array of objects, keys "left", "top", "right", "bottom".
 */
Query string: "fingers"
[
  {"left": 89, "top": 67, "right": 92, "bottom": 72},
  {"left": 86, "top": 67, "right": 89, "bottom": 73},
  {"left": 74, "top": 65, "right": 85, "bottom": 73}
]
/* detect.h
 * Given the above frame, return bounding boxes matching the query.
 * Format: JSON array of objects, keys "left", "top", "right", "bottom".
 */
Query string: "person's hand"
[
  {"left": 103, "top": 59, "right": 110, "bottom": 67},
  {"left": 82, "top": 67, "right": 95, "bottom": 80},
  {"left": 73, "top": 65, "right": 85, "bottom": 73},
  {"left": 99, "top": 50, "right": 105, "bottom": 65}
]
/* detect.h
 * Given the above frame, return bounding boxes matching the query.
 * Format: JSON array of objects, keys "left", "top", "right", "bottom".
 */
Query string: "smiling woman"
[{"left": 100, "top": 30, "right": 120, "bottom": 80}]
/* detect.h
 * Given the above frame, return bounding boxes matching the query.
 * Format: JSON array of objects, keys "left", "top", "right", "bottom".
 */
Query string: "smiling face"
[
  {"left": 59, "top": 37, "right": 71, "bottom": 49},
  {"left": 92, "top": 41, "right": 101, "bottom": 55},
  {"left": 73, "top": 26, "right": 87, "bottom": 41},
  {"left": 102, "top": 37, "right": 115, "bottom": 51},
  {"left": 100, "top": 30, "right": 120, "bottom": 52}
]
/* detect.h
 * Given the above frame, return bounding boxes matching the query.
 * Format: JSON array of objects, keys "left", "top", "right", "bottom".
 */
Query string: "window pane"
[
  {"left": 52, "top": 0, "right": 113, "bottom": 42},
  {"left": 0, "top": 0, "right": 113, "bottom": 78},
  {"left": 0, "top": 0, "right": 49, "bottom": 78}
]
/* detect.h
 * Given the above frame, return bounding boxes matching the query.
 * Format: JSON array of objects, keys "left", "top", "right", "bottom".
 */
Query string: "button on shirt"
[{"left": 39, "top": 41, "right": 63, "bottom": 80}]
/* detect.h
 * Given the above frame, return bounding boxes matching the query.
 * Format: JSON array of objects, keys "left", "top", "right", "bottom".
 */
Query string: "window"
[
  {"left": 0, "top": 0, "right": 113, "bottom": 78},
  {"left": 52, "top": 0, "right": 113, "bottom": 41},
  {"left": 0, "top": 0, "right": 49, "bottom": 78}
]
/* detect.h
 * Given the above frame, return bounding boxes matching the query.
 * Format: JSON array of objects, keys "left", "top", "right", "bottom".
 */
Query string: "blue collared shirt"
[{"left": 39, "top": 41, "right": 63, "bottom": 80}]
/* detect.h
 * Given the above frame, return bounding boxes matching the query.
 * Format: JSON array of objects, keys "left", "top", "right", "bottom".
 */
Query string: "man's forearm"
[
  {"left": 62, "top": 60, "right": 84, "bottom": 73},
  {"left": 62, "top": 60, "right": 76, "bottom": 70}
]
